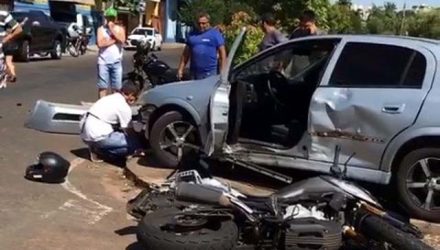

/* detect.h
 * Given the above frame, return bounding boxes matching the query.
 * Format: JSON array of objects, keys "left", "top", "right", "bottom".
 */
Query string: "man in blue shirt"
[{"left": 177, "top": 12, "right": 227, "bottom": 80}]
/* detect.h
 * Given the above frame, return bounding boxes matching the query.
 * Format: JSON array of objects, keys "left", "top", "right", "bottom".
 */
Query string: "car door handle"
[{"left": 382, "top": 104, "right": 405, "bottom": 114}]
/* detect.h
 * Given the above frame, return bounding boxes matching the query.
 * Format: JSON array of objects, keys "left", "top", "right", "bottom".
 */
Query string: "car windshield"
[
  {"left": 11, "top": 12, "right": 28, "bottom": 22},
  {"left": 133, "top": 29, "right": 153, "bottom": 36}
]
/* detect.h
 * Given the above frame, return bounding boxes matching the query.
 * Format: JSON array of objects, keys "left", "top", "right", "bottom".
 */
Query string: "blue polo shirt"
[{"left": 187, "top": 28, "right": 224, "bottom": 76}]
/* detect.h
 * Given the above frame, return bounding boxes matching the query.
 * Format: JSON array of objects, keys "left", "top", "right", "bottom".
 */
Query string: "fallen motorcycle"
[
  {"left": 123, "top": 40, "right": 189, "bottom": 91},
  {"left": 128, "top": 147, "right": 433, "bottom": 250}
]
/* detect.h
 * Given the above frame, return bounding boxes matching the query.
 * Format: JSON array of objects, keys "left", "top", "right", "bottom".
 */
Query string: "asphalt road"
[{"left": 0, "top": 49, "right": 181, "bottom": 249}]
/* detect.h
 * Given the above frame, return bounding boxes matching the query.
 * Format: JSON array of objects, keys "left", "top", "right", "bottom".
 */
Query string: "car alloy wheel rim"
[
  {"left": 158, "top": 121, "right": 199, "bottom": 162},
  {"left": 26, "top": 44, "right": 29, "bottom": 59},
  {"left": 406, "top": 157, "right": 440, "bottom": 211},
  {"left": 56, "top": 43, "right": 61, "bottom": 57}
]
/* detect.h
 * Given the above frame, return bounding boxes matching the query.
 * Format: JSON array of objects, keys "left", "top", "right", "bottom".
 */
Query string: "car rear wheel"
[
  {"left": 17, "top": 40, "right": 30, "bottom": 62},
  {"left": 51, "top": 40, "right": 62, "bottom": 60},
  {"left": 149, "top": 111, "right": 201, "bottom": 168},
  {"left": 397, "top": 148, "right": 440, "bottom": 222}
]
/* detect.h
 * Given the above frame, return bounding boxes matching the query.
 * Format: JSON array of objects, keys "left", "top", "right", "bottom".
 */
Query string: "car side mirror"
[{"left": 32, "top": 21, "right": 40, "bottom": 27}]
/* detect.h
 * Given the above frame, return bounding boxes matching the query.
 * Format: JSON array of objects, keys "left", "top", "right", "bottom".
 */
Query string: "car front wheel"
[
  {"left": 51, "top": 40, "right": 62, "bottom": 59},
  {"left": 397, "top": 147, "right": 440, "bottom": 222},
  {"left": 149, "top": 111, "right": 201, "bottom": 168}
]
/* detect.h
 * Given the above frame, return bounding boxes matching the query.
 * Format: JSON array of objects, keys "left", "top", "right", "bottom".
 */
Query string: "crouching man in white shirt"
[{"left": 80, "top": 82, "right": 143, "bottom": 163}]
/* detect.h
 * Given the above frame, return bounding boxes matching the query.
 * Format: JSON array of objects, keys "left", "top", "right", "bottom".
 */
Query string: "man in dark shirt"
[
  {"left": 177, "top": 12, "right": 227, "bottom": 80},
  {"left": 290, "top": 10, "right": 325, "bottom": 40},
  {"left": 259, "top": 13, "right": 287, "bottom": 51}
]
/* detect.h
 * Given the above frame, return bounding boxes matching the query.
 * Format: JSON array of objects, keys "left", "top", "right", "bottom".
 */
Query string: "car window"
[
  {"left": 31, "top": 12, "right": 49, "bottom": 24},
  {"left": 329, "top": 42, "right": 426, "bottom": 88},
  {"left": 235, "top": 40, "right": 338, "bottom": 82},
  {"left": 145, "top": 29, "right": 153, "bottom": 36},
  {"left": 11, "top": 12, "right": 27, "bottom": 22}
]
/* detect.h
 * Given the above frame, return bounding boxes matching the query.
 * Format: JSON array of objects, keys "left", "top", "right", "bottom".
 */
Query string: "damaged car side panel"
[{"left": 308, "top": 37, "right": 435, "bottom": 171}]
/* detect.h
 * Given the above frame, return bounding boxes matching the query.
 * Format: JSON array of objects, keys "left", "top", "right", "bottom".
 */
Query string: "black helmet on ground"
[{"left": 25, "top": 152, "right": 70, "bottom": 183}]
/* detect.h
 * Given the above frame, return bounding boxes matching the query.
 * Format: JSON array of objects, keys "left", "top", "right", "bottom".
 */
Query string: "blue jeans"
[
  {"left": 191, "top": 69, "right": 217, "bottom": 80},
  {"left": 86, "top": 131, "right": 141, "bottom": 158},
  {"left": 97, "top": 61, "right": 123, "bottom": 90}
]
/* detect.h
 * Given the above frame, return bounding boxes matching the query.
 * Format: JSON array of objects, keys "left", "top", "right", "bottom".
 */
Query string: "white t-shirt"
[{"left": 80, "top": 93, "right": 132, "bottom": 142}]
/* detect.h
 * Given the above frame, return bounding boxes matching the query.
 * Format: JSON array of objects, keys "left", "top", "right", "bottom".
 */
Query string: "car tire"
[
  {"left": 149, "top": 111, "right": 200, "bottom": 168},
  {"left": 51, "top": 40, "right": 62, "bottom": 60},
  {"left": 396, "top": 147, "right": 440, "bottom": 222},
  {"left": 17, "top": 40, "right": 30, "bottom": 62}
]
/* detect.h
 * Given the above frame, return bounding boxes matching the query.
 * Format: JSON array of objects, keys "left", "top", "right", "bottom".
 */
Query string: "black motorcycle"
[
  {"left": 66, "top": 24, "right": 88, "bottom": 57},
  {"left": 123, "top": 40, "right": 188, "bottom": 91},
  {"left": 128, "top": 147, "right": 433, "bottom": 250}
]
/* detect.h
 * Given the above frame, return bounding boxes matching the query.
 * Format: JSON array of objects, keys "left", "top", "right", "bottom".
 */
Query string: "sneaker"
[{"left": 89, "top": 147, "right": 104, "bottom": 163}]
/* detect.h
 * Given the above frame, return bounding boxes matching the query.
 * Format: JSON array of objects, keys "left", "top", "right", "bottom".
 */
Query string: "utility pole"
[
  {"left": 400, "top": 0, "right": 407, "bottom": 35},
  {"left": 138, "top": 1, "right": 146, "bottom": 27}
]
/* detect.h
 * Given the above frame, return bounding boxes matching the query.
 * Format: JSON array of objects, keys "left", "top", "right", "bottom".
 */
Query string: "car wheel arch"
[
  {"left": 148, "top": 104, "right": 201, "bottom": 136},
  {"left": 390, "top": 136, "right": 440, "bottom": 175}
]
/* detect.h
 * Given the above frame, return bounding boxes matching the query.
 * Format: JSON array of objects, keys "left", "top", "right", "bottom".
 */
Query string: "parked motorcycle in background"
[
  {"left": 66, "top": 23, "right": 88, "bottom": 57},
  {"left": 123, "top": 40, "right": 189, "bottom": 92}
]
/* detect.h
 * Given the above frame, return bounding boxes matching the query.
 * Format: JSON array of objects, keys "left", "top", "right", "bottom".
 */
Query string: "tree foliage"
[
  {"left": 222, "top": 12, "right": 264, "bottom": 66},
  {"left": 328, "top": 1, "right": 363, "bottom": 34},
  {"left": 177, "top": 0, "right": 255, "bottom": 27},
  {"left": 175, "top": 0, "right": 440, "bottom": 48}
]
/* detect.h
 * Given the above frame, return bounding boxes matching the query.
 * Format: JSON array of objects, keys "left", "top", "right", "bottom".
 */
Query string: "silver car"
[{"left": 136, "top": 29, "right": 440, "bottom": 222}]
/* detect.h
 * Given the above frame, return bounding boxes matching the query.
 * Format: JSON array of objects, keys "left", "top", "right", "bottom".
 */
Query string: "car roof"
[
  {"left": 134, "top": 27, "right": 154, "bottom": 31},
  {"left": 234, "top": 34, "right": 440, "bottom": 70},
  {"left": 288, "top": 34, "right": 440, "bottom": 47}
]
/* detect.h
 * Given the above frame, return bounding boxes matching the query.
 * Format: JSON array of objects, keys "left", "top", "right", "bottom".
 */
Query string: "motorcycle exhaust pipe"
[{"left": 175, "top": 182, "right": 231, "bottom": 207}]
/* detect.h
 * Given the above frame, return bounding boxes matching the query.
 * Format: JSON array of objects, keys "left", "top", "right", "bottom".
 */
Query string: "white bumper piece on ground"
[
  {"left": 25, "top": 100, "right": 141, "bottom": 135},
  {"left": 25, "top": 100, "right": 89, "bottom": 134}
]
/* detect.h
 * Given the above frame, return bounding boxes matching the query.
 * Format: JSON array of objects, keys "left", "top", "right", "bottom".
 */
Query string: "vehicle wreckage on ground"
[
  {"left": 26, "top": 28, "right": 440, "bottom": 222},
  {"left": 127, "top": 151, "right": 433, "bottom": 250}
]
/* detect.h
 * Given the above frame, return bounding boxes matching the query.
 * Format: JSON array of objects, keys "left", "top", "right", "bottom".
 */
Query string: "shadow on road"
[
  {"left": 125, "top": 242, "right": 144, "bottom": 250},
  {"left": 70, "top": 147, "right": 127, "bottom": 168},
  {"left": 115, "top": 226, "right": 144, "bottom": 250},
  {"left": 136, "top": 152, "right": 169, "bottom": 169},
  {"left": 115, "top": 225, "right": 137, "bottom": 236},
  {"left": 70, "top": 147, "right": 89, "bottom": 160}
]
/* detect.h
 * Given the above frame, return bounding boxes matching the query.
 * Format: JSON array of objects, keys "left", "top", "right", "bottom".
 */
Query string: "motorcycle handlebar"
[{"left": 175, "top": 182, "right": 231, "bottom": 206}]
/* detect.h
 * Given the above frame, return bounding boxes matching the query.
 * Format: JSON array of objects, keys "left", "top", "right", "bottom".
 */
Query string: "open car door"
[{"left": 204, "top": 27, "right": 247, "bottom": 156}]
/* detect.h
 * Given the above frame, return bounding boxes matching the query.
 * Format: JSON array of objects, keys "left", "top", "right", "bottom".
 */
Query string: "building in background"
[{"left": 10, "top": 0, "right": 192, "bottom": 45}]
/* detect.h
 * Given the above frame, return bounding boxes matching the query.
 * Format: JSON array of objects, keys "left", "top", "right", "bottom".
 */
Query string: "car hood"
[
  {"left": 137, "top": 75, "right": 221, "bottom": 114},
  {"left": 129, "top": 34, "right": 152, "bottom": 40}
]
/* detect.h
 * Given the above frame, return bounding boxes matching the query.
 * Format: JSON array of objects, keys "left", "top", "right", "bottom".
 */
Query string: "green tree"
[
  {"left": 406, "top": 9, "right": 440, "bottom": 39},
  {"left": 177, "top": 0, "right": 254, "bottom": 27},
  {"left": 328, "top": 0, "right": 363, "bottom": 34}
]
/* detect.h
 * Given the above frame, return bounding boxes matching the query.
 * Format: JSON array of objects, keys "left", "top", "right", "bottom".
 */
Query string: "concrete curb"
[
  {"left": 411, "top": 219, "right": 440, "bottom": 235},
  {"left": 124, "top": 158, "right": 440, "bottom": 235}
]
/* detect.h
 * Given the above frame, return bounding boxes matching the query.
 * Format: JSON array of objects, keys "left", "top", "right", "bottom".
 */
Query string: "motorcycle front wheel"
[
  {"left": 67, "top": 42, "right": 79, "bottom": 57},
  {"left": 360, "top": 215, "right": 433, "bottom": 250},
  {"left": 137, "top": 208, "right": 238, "bottom": 250}
]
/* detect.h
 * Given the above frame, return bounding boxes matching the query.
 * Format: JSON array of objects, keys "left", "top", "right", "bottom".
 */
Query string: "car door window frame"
[
  {"left": 318, "top": 38, "right": 435, "bottom": 91},
  {"left": 231, "top": 38, "right": 342, "bottom": 83}
]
